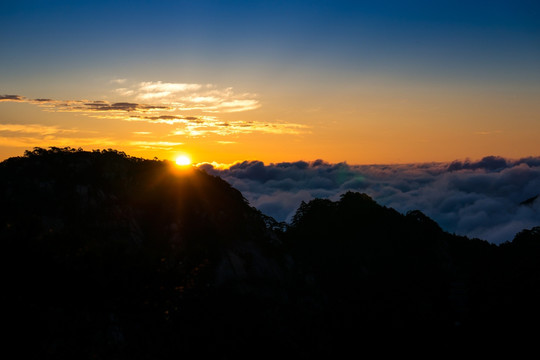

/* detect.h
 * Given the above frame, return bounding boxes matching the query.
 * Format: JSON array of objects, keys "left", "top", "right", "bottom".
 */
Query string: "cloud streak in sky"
[
  {"left": 0, "top": 122, "right": 116, "bottom": 148},
  {"left": 0, "top": 95, "right": 25, "bottom": 101},
  {"left": 200, "top": 156, "right": 540, "bottom": 244},
  {"left": 0, "top": 123, "right": 77, "bottom": 136},
  {"left": 1, "top": 80, "right": 308, "bottom": 140},
  {"left": 120, "top": 81, "right": 260, "bottom": 113},
  {"left": 1, "top": 96, "right": 171, "bottom": 113}
]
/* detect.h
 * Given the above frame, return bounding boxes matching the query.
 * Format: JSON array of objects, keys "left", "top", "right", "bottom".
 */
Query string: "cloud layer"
[{"left": 199, "top": 156, "right": 540, "bottom": 244}]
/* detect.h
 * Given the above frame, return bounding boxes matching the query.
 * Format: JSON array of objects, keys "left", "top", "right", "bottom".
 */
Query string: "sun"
[{"left": 175, "top": 155, "right": 192, "bottom": 166}]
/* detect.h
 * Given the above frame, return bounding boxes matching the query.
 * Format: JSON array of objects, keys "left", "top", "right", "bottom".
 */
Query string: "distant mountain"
[{"left": 2, "top": 147, "right": 540, "bottom": 357}]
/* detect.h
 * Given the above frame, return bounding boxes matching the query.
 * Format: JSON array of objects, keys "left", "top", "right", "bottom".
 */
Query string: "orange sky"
[
  {"left": 1, "top": 1, "right": 539, "bottom": 165},
  {"left": 2, "top": 77, "right": 538, "bottom": 165}
]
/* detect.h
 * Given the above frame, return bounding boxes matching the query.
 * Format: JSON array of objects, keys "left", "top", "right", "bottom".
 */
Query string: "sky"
[
  {"left": 1, "top": 0, "right": 539, "bottom": 165},
  {"left": 2, "top": 1, "right": 539, "bottom": 242}
]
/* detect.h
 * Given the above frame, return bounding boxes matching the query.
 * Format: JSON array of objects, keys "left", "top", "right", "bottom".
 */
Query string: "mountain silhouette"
[{"left": 2, "top": 147, "right": 540, "bottom": 357}]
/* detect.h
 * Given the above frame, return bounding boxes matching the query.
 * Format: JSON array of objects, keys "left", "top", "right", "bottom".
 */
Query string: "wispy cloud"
[
  {"left": 1, "top": 95, "right": 170, "bottom": 113},
  {"left": 128, "top": 140, "right": 183, "bottom": 150},
  {"left": 123, "top": 115, "right": 214, "bottom": 125},
  {"left": 127, "top": 81, "right": 260, "bottom": 113},
  {"left": 132, "top": 131, "right": 152, "bottom": 135},
  {"left": 0, "top": 123, "right": 77, "bottom": 136},
  {"left": 31, "top": 98, "right": 171, "bottom": 113},
  {"left": 0, "top": 135, "right": 116, "bottom": 148},
  {"left": 167, "top": 119, "right": 308, "bottom": 137},
  {"left": 0, "top": 122, "right": 181, "bottom": 151},
  {"left": 0, "top": 95, "right": 25, "bottom": 101},
  {"left": 0, "top": 123, "right": 116, "bottom": 149},
  {"left": 1, "top": 81, "right": 309, "bottom": 137},
  {"left": 136, "top": 81, "right": 204, "bottom": 100}
]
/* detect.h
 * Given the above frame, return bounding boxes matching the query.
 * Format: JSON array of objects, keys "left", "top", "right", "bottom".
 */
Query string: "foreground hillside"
[{"left": 1, "top": 147, "right": 539, "bottom": 357}]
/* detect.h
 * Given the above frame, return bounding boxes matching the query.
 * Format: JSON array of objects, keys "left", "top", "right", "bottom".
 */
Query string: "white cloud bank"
[{"left": 199, "top": 156, "right": 540, "bottom": 244}]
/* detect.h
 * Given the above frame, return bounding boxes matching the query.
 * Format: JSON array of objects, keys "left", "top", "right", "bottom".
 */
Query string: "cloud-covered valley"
[{"left": 200, "top": 156, "right": 540, "bottom": 244}]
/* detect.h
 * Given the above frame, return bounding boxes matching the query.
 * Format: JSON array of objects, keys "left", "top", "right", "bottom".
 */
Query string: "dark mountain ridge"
[{"left": 2, "top": 147, "right": 539, "bottom": 357}]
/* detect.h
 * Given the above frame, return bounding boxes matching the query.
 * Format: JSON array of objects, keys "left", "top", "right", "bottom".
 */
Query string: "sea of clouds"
[{"left": 199, "top": 156, "right": 540, "bottom": 244}]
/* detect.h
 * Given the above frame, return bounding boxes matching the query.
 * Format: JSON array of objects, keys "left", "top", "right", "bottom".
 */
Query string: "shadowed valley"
[{"left": 2, "top": 148, "right": 540, "bottom": 357}]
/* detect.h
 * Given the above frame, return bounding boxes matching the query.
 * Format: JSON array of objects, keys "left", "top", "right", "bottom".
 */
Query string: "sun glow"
[{"left": 175, "top": 155, "right": 192, "bottom": 166}]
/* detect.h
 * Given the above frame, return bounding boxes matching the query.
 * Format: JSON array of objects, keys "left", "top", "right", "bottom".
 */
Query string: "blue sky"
[{"left": 1, "top": 0, "right": 539, "bottom": 163}]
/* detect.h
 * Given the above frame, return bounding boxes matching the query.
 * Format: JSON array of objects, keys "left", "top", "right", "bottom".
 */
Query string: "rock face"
[{"left": 2, "top": 147, "right": 540, "bottom": 358}]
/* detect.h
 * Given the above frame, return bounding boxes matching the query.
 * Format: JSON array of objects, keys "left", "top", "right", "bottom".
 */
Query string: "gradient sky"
[{"left": 1, "top": 0, "right": 539, "bottom": 164}]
